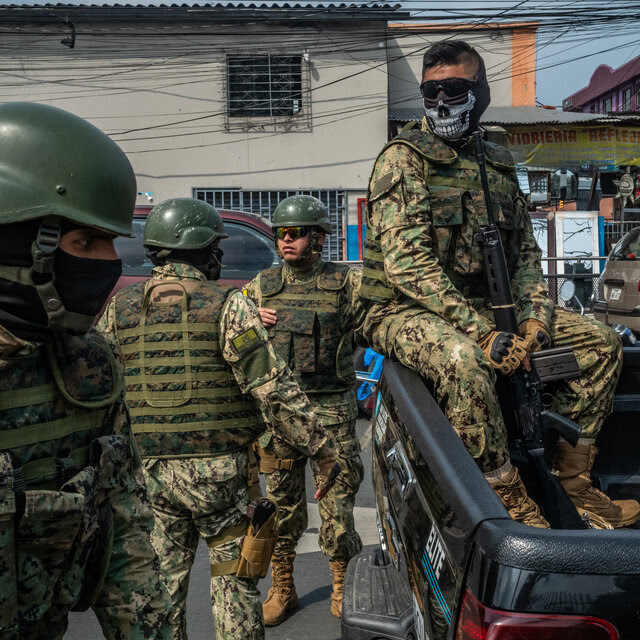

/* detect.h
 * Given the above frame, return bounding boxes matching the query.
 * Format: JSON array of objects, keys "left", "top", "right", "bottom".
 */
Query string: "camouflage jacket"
[
  {"left": 0, "top": 323, "right": 170, "bottom": 637},
  {"left": 360, "top": 119, "right": 553, "bottom": 344},
  {"left": 98, "top": 262, "right": 329, "bottom": 458},
  {"left": 244, "top": 258, "right": 363, "bottom": 427}
]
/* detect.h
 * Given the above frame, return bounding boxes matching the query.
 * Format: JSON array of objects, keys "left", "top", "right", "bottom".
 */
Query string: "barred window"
[{"left": 227, "top": 55, "right": 302, "bottom": 118}]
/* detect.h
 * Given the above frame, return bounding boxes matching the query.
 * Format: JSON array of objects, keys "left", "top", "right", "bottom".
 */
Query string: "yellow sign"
[{"left": 506, "top": 125, "right": 640, "bottom": 169}]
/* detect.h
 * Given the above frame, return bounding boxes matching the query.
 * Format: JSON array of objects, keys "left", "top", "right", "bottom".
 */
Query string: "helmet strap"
[{"left": 0, "top": 217, "right": 96, "bottom": 334}]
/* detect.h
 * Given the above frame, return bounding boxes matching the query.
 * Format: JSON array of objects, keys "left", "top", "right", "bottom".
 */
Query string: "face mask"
[
  {"left": 54, "top": 250, "right": 122, "bottom": 319},
  {"left": 160, "top": 243, "right": 224, "bottom": 280},
  {"left": 0, "top": 280, "right": 50, "bottom": 342},
  {"left": 198, "top": 245, "right": 224, "bottom": 281},
  {"left": 0, "top": 221, "right": 51, "bottom": 340},
  {"left": 421, "top": 59, "right": 491, "bottom": 141}
]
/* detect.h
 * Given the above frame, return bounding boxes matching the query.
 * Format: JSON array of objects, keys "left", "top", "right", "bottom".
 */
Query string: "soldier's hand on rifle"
[
  {"left": 478, "top": 331, "right": 529, "bottom": 375},
  {"left": 258, "top": 307, "right": 278, "bottom": 327},
  {"left": 519, "top": 319, "right": 552, "bottom": 353},
  {"left": 311, "top": 455, "right": 341, "bottom": 501}
]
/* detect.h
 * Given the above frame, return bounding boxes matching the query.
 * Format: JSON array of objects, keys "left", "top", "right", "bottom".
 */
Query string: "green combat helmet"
[
  {"left": 272, "top": 195, "right": 332, "bottom": 233},
  {"left": 272, "top": 195, "right": 331, "bottom": 260},
  {"left": 0, "top": 102, "right": 136, "bottom": 332},
  {"left": 144, "top": 198, "right": 228, "bottom": 250}
]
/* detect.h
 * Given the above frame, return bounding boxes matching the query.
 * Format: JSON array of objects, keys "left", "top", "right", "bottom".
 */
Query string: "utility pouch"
[
  {"left": 236, "top": 498, "right": 278, "bottom": 579},
  {"left": 17, "top": 490, "right": 84, "bottom": 551},
  {"left": 0, "top": 453, "right": 18, "bottom": 632},
  {"left": 61, "top": 465, "right": 114, "bottom": 612},
  {"left": 69, "top": 436, "right": 132, "bottom": 609}
]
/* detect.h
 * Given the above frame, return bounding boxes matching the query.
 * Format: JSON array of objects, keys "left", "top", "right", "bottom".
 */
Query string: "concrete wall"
[{"left": 0, "top": 20, "right": 389, "bottom": 206}]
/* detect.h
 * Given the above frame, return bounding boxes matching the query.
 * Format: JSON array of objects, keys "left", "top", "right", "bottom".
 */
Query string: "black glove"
[{"left": 478, "top": 330, "right": 529, "bottom": 375}]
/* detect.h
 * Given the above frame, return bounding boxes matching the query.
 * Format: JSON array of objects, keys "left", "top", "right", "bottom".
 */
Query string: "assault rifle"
[{"left": 473, "top": 131, "right": 584, "bottom": 529}]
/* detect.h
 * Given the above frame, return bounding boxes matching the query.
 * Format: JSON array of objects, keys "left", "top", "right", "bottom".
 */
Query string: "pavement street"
[{"left": 66, "top": 417, "right": 376, "bottom": 639}]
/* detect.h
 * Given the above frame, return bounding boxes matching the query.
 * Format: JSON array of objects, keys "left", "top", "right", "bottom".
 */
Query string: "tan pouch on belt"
[{"left": 236, "top": 497, "right": 278, "bottom": 579}]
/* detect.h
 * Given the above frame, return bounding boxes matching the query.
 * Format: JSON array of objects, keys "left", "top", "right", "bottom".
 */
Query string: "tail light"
[{"left": 456, "top": 590, "right": 619, "bottom": 640}]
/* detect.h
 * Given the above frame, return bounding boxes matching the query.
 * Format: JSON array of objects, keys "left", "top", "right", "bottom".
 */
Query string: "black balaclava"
[
  {"left": 147, "top": 242, "right": 224, "bottom": 281},
  {"left": 0, "top": 219, "right": 122, "bottom": 341},
  {"left": 0, "top": 221, "right": 50, "bottom": 341},
  {"left": 422, "top": 57, "right": 491, "bottom": 141}
]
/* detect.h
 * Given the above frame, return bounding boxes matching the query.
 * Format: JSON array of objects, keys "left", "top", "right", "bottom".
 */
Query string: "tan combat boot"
[
  {"left": 485, "top": 462, "right": 550, "bottom": 528},
  {"left": 554, "top": 440, "right": 640, "bottom": 529},
  {"left": 262, "top": 553, "right": 298, "bottom": 626},
  {"left": 329, "top": 559, "right": 349, "bottom": 618}
]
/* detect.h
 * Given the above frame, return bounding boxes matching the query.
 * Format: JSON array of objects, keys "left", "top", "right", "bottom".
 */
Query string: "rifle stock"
[{"left": 472, "top": 131, "right": 583, "bottom": 529}]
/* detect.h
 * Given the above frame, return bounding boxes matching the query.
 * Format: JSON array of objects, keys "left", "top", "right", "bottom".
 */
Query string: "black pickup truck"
[{"left": 341, "top": 346, "right": 640, "bottom": 640}]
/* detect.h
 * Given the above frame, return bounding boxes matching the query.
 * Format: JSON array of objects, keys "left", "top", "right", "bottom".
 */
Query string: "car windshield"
[
  {"left": 114, "top": 217, "right": 280, "bottom": 280},
  {"left": 610, "top": 228, "right": 640, "bottom": 260}
]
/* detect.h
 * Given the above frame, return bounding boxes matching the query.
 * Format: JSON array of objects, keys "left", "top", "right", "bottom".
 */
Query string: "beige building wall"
[
  {"left": 387, "top": 23, "right": 538, "bottom": 114},
  {"left": 0, "top": 20, "right": 389, "bottom": 205}
]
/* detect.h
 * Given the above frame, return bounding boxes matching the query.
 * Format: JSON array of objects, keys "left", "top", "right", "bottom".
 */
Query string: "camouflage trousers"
[
  {"left": 262, "top": 419, "right": 364, "bottom": 560},
  {"left": 371, "top": 307, "right": 622, "bottom": 473},
  {"left": 142, "top": 452, "right": 263, "bottom": 640}
]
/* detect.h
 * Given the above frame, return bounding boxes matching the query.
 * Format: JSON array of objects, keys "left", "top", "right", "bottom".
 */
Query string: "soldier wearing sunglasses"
[
  {"left": 359, "top": 40, "right": 635, "bottom": 530},
  {"left": 243, "top": 195, "right": 364, "bottom": 624}
]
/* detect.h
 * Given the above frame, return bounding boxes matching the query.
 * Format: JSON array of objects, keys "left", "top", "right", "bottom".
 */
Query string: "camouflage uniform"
[
  {"left": 359, "top": 119, "right": 622, "bottom": 473},
  {"left": 98, "top": 262, "right": 329, "bottom": 640},
  {"left": 0, "top": 324, "right": 171, "bottom": 640},
  {"left": 244, "top": 259, "right": 364, "bottom": 561}
]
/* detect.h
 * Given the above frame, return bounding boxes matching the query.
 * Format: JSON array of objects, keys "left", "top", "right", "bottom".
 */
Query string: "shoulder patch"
[
  {"left": 371, "top": 172, "right": 394, "bottom": 200},
  {"left": 231, "top": 328, "right": 263, "bottom": 357}
]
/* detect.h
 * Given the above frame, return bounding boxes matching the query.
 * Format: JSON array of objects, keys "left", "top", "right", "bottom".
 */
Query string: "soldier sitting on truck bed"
[{"left": 358, "top": 39, "right": 640, "bottom": 530}]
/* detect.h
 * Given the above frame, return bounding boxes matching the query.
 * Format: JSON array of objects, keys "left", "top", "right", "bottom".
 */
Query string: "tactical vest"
[
  {"left": 361, "top": 125, "right": 523, "bottom": 304},
  {"left": 0, "top": 330, "right": 126, "bottom": 623},
  {"left": 113, "top": 278, "right": 263, "bottom": 458},
  {"left": 257, "top": 262, "right": 355, "bottom": 394}
]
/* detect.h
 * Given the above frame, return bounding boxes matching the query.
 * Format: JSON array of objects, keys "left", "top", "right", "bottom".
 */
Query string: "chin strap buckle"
[{"left": 32, "top": 218, "right": 61, "bottom": 275}]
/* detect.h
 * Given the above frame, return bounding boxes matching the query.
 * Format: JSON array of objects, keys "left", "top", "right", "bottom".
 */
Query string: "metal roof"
[
  {"left": 0, "top": 2, "right": 406, "bottom": 21},
  {"left": 388, "top": 106, "right": 640, "bottom": 126}
]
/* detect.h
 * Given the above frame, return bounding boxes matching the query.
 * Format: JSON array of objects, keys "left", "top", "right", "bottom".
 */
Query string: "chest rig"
[
  {"left": 257, "top": 262, "right": 355, "bottom": 394},
  {"left": 113, "top": 277, "right": 263, "bottom": 458},
  {"left": 0, "top": 330, "right": 127, "bottom": 622},
  {"left": 361, "top": 125, "right": 524, "bottom": 302}
]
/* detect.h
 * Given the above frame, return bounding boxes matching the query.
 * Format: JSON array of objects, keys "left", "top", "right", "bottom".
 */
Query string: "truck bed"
[{"left": 343, "top": 347, "right": 640, "bottom": 640}]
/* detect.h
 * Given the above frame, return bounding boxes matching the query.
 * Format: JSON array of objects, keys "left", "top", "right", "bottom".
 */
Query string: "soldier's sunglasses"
[
  {"left": 275, "top": 226, "right": 311, "bottom": 240},
  {"left": 420, "top": 78, "right": 475, "bottom": 104}
]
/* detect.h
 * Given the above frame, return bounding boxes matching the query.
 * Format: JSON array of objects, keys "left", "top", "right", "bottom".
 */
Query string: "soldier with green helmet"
[
  {"left": 360, "top": 40, "right": 638, "bottom": 530},
  {"left": 243, "top": 194, "right": 364, "bottom": 623},
  {"left": 0, "top": 102, "right": 171, "bottom": 638},
  {"left": 98, "top": 196, "right": 338, "bottom": 640}
]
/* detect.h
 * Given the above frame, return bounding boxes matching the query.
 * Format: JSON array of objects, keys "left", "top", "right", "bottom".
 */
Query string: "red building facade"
[{"left": 563, "top": 55, "right": 640, "bottom": 114}]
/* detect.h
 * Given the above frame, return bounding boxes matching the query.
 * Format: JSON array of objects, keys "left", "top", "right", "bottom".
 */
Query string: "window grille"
[
  {"left": 225, "top": 54, "right": 312, "bottom": 132},
  {"left": 193, "top": 188, "right": 346, "bottom": 261},
  {"left": 623, "top": 87, "right": 632, "bottom": 111}
]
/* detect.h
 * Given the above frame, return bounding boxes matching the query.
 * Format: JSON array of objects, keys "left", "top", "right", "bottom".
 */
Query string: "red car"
[{"left": 110, "top": 205, "right": 280, "bottom": 299}]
